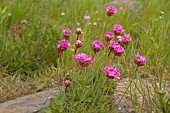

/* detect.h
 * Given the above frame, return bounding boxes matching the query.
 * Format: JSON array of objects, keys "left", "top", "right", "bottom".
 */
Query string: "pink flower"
[
  {"left": 110, "top": 40, "right": 120, "bottom": 49},
  {"left": 62, "top": 29, "right": 71, "bottom": 39},
  {"left": 92, "top": 40, "right": 104, "bottom": 53},
  {"left": 76, "top": 28, "right": 82, "bottom": 35},
  {"left": 135, "top": 55, "right": 148, "bottom": 66},
  {"left": 57, "top": 40, "right": 70, "bottom": 58},
  {"left": 113, "top": 46, "right": 125, "bottom": 56},
  {"left": 83, "top": 16, "right": 91, "bottom": 20},
  {"left": 105, "top": 32, "right": 115, "bottom": 42},
  {"left": 20, "top": 20, "right": 28, "bottom": 24},
  {"left": 118, "top": 35, "right": 132, "bottom": 45},
  {"left": 93, "top": 22, "right": 97, "bottom": 26},
  {"left": 75, "top": 39, "right": 84, "bottom": 48},
  {"left": 18, "top": 25, "right": 22, "bottom": 29},
  {"left": 58, "top": 39, "right": 70, "bottom": 48},
  {"left": 65, "top": 80, "right": 71, "bottom": 87},
  {"left": 77, "top": 22, "right": 81, "bottom": 26},
  {"left": 75, "top": 53, "right": 93, "bottom": 67},
  {"left": 113, "top": 24, "right": 125, "bottom": 36},
  {"left": 11, "top": 26, "right": 16, "bottom": 31},
  {"left": 104, "top": 66, "right": 120, "bottom": 80},
  {"left": 106, "top": 6, "right": 117, "bottom": 16}
]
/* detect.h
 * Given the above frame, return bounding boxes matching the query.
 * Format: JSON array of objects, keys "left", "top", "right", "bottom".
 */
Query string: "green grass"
[{"left": 0, "top": 0, "right": 170, "bottom": 112}]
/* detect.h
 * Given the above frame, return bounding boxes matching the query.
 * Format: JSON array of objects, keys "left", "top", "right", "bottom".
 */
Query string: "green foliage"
[{"left": 45, "top": 69, "right": 117, "bottom": 113}]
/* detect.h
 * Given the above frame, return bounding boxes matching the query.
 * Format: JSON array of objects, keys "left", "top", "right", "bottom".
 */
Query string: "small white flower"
[{"left": 61, "top": 12, "right": 65, "bottom": 16}]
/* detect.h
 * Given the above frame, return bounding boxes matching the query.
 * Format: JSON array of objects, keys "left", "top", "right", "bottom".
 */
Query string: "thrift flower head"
[
  {"left": 11, "top": 26, "right": 16, "bottom": 31},
  {"left": 110, "top": 40, "right": 120, "bottom": 49},
  {"left": 18, "top": 25, "right": 22, "bottom": 29},
  {"left": 104, "top": 66, "right": 120, "bottom": 80},
  {"left": 75, "top": 53, "right": 93, "bottom": 67},
  {"left": 118, "top": 35, "right": 132, "bottom": 45},
  {"left": 83, "top": 16, "right": 91, "bottom": 20},
  {"left": 20, "top": 20, "right": 28, "bottom": 24},
  {"left": 106, "top": 6, "right": 117, "bottom": 16},
  {"left": 65, "top": 80, "right": 71, "bottom": 87},
  {"left": 76, "top": 28, "right": 82, "bottom": 35},
  {"left": 92, "top": 40, "right": 104, "bottom": 53},
  {"left": 113, "top": 24, "right": 125, "bottom": 36},
  {"left": 105, "top": 32, "right": 115, "bottom": 42},
  {"left": 113, "top": 46, "right": 125, "bottom": 56},
  {"left": 58, "top": 39, "right": 70, "bottom": 48},
  {"left": 75, "top": 39, "right": 84, "bottom": 48},
  {"left": 135, "top": 55, "right": 148, "bottom": 66},
  {"left": 62, "top": 29, "right": 71, "bottom": 39}
]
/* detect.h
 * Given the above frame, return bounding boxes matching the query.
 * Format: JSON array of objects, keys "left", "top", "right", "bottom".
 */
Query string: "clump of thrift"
[
  {"left": 62, "top": 29, "right": 71, "bottom": 40},
  {"left": 113, "top": 24, "right": 125, "bottom": 36},
  {"left": 135, "top": 55, "right": 148, "bottom": 66},
  {"left": 57, "top": 40, "right": 70, "bottom": 58},
  {"left": 104, "top": 66, "right": 120, "bottom": 80},
  {"left": 106, "top": 6, "right": 117, "bottom": 16}
]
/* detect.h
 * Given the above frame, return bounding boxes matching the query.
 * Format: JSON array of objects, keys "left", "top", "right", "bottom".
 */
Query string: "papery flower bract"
[
  {"left": 105, "top": 32, "right": 115, "bottom": 42},
  {"left": 113, "top": 46, "right": 125, "bottom": 56},
  {"left": 104, "top": 66, "right": 120, "bottom": 80},
  {"left": 76, "top": 28, "right": 82, "bottom": 35},
  {"left": 11, "top": 26, "right": 16, "bottom": 31},
  {"left": 118, "top": 35, "right": 132, "bottom": 45},
  {"left": 18, "top": 25, "right": 22, "bottom": 29},
  {"left": 135, "top": 55, "right": 148, "bottom": 66},
  {"left": 62, "top": 29, "right": 71, "bottom": 39},
  {"left": 113, "top": 24, "right": 125, "bottom": 36},
  {"left": 75, "top": 53, "right": 93, "bottom": 67},
  {"left": 65, "top": 80, "right": 71, "bottom": 87},
  {"left": 106, "top": 6, "right": 117, "bottom": 16},
  {"left": 92, "top": 40, "right": 104, "bottom": 53},
  {"left": 75, "top": 39, "right": 84, "bottom": 48},
  {"left": 83, "top": 16, "right": 91, "bottom": 20},
  {"left": 20, "top": 20, "right": 28, "bottom": 24}
]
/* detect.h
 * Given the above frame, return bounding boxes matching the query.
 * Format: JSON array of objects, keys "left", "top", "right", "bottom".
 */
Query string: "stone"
[
  {"left": 0, "top": 88, "right": 60, "bottom": 113},
  {"left": 112, "top": 0, "right": 142, "bottom": 11}
]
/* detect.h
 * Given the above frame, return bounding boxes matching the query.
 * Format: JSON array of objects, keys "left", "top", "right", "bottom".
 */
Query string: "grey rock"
[
  {"left": 0, "top": 88, "right": 60, "bottom": 113},
  {"left": 112, "top": 0, "right": 142, "bottom": 11}
]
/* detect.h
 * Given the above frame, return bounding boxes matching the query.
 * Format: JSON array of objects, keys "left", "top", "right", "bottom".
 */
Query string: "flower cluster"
[
  {"left": 92, "top": 40, "right": 104, "bottom": 53},
  {"left": 75, "top": 53, "right": 93, "bottom": 67},
  {"left": 57, "top": 40, "right": 70, "bottom": 58},
  {"left": 118, "top": 35, "right": 132, "bottom": 46},
  {"left": 105, "top": 32, "right": 115, "bottom": 45},
  {"left": 106, "top": 6, "right": 117, "bottom": 16},
  {"left": 113, "top": 24, "right": 125, "bottom": 36},
  {"left": 104, "top": 66, "right": 120, "bottom": 80},
  {"left": 63, "top": 29, "right": 71, "bottom": 40},
  {"left": 135, "top": 55, "right": 148, "bottom": 66}
]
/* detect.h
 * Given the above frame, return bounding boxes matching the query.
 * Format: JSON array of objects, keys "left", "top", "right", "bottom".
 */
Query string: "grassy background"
[{"left": 0, "top": 0, "right": 169, "bottom": 79}]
